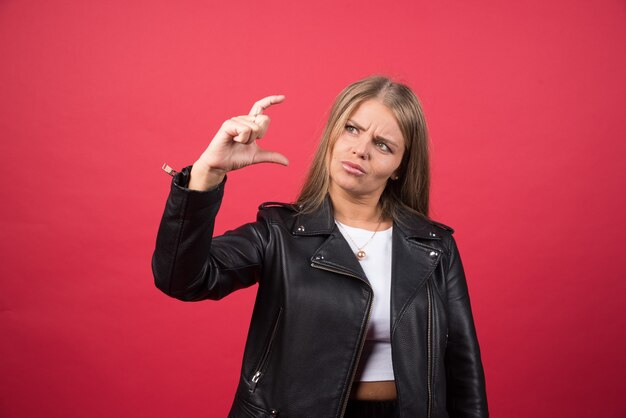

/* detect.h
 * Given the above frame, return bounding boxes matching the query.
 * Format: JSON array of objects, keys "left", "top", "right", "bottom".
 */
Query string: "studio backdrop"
[{"left": 1, "top": 1, "right": 625, "bottom": 417}]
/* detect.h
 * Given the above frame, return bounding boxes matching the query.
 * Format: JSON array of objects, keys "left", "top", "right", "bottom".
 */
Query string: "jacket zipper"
[
  {"left": 161, "top": 163, "right": 178, "bottom": 177},
  {"left": 250, "top": 307, "right": 283, "bottom": 393},
  {"left": 426, "top": 280, "right": 433, "bottom": 418},
  {"left": 311, "top": 262, "right": 373, "bottom": 418}
]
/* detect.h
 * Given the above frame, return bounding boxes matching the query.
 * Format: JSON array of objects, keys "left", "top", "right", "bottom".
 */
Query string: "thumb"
[{"left": 253, "top": 149, "right": 290, "bottom": 166}]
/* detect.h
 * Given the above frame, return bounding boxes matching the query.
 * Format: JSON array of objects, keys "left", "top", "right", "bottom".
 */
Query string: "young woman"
[{"left": 153, "top": 76, "right": 488, "bottom": 418}]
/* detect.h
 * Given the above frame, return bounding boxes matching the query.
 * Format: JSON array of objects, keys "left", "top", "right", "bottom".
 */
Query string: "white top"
[{"left": 335, "top": 220, "right": 395, "bottom": 382}]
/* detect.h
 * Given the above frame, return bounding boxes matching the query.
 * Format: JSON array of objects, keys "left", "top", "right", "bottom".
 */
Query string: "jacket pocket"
[
  {"left": 249, "top": 307, "right": 283, "bottom": 393},
  {"left": 230, "top": 394, "right": 277, "bottom": 418}
]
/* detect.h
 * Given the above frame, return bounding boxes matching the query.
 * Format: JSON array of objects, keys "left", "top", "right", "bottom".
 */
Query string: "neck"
[{"left": 329, "top": 185, "right": 390, "bottom": 230}]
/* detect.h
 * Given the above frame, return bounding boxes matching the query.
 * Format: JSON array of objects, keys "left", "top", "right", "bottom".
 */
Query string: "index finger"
[{"left": 249, "top": 95, "right": 286, "bottom": 116}]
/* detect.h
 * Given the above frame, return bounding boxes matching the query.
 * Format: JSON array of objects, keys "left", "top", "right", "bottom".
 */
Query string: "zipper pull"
[
  {"left": 161, "top": 163, "right": 178, "bottom": 177},
  {"left": 250, "top": 371, "right": 262, "bottom": 392}
]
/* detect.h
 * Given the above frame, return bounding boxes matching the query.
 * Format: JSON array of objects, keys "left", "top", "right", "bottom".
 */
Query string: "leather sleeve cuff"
[{"left": 169, "top": 165, "right": 227, "bottom": 213}]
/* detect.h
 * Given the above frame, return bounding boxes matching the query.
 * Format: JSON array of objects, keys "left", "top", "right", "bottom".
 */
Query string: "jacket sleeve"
[
  {"left": 151, "top": 166, "right": 268, "bottom": 301},
  {"left": 444, "top": 235, "right": 489, "bottom": 418}
]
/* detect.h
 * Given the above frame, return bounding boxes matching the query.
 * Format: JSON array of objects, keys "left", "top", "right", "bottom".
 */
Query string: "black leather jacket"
[{"left": 152, "top": 166, "right": 488, "bottom": 418}]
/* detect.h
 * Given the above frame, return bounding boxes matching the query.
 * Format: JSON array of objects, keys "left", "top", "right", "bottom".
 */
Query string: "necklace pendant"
[{"left": 356, "top": 250, "right": 366, "bottom": 260}]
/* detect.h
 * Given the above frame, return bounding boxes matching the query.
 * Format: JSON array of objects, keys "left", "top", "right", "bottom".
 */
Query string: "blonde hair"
[{"left": 296, "top": 75, "right": 431, "bottom": 218}]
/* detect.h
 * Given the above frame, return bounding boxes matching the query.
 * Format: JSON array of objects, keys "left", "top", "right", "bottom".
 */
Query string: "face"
[{"left": 328, "top": 99, "right": 405, "bottom": 201}]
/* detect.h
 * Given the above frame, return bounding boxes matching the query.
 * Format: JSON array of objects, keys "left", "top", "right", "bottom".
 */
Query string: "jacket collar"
[
  {"left": 297, "top": 195, "right": 447, "bottom": 331},
  {"left": 291, "top": 195, "right": 445, "bottom": 241}
]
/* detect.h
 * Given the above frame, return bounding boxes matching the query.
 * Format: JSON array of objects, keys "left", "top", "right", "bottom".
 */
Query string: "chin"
[{"left": 332, "top": 179, "right": 379, "bottom": 198}]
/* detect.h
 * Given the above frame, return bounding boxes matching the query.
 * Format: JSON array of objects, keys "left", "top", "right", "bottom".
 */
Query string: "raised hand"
[{"left": 189, "top": 95, "right": 288, "bottom": 191}]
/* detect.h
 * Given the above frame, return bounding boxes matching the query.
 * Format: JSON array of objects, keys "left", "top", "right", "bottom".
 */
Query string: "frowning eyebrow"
[{"left": 347, "top": 119, "right": 400, "bottom": 149}]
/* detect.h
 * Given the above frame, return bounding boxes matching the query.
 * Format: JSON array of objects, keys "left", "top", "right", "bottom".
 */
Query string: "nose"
[{"left": 352, "top": 139, "right": 370, "bottom": 160}]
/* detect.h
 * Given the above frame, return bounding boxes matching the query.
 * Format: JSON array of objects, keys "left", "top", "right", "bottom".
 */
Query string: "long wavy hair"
[{"left": 296, "top": 75, "right": 431, "bottom": 218}]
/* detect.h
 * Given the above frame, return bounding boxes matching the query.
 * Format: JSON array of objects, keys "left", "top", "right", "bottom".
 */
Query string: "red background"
[{"left": 1, "top": 1, "right": 625, "bottom": 417}]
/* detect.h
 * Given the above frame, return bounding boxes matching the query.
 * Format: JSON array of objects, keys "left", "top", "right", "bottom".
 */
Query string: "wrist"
[{"left": 189, "top": 163, "right": 226, "bottom": 191}]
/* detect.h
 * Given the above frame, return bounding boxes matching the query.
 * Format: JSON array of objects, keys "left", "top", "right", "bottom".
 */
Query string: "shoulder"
[
  {"left": 427, "top": 217, "right": 456, "bottom": 257},
  {"left": 396, "top": 208, "right": 457, "bottom": 256},
  {"left": 427, "top": 217, "right": 455, "bottom": 234},
  {"left": 422, "top": 216, "right": 456, "bottom": 255},
  {"left": 256, "top": 201, "right": 300, "bottom": 225},
  {"left": 395, "top": 205, "right": 456, "bottom": 238}
]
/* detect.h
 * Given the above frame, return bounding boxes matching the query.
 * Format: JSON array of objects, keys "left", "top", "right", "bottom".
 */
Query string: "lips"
[{"left": 341, "top": 161, "right": 366, "bottom": 176}]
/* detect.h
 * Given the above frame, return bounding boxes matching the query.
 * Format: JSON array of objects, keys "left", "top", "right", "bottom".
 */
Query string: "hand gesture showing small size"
[{"left": 189, "top": 96, "right": 288, "bottom": 191}]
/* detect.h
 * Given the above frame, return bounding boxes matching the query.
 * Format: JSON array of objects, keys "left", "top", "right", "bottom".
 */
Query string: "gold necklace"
[{"left": 336, "top": 217, "right": 383, "bottom": 260}]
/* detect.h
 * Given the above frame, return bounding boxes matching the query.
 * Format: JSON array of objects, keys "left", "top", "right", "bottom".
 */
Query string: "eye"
[
  {"left": 375, "top": 140, "right": 391, "bottom": 152},
  {"left": 345, "top": 124, "right": 358, "bottom": 134}
]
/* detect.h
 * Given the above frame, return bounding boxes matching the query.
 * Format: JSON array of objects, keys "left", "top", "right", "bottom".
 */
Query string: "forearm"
[{"left": 152, "top": 166, "right": 226, "bottom": 301}]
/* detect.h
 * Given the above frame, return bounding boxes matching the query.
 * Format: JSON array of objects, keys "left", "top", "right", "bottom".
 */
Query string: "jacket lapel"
[
  {"left": 292, "top": 197, "right": 445, "bottom": 307},
  {"left": 292, "top": 197, "right": 368, "bottom": 283},
  {"left": 311, "top": 232, "right": 369, "bottom": 283},
  {"left": 390, "top": 227, "right": 441, "bottom": 331},
  {"left": 390, "top": 207, "right": 443, "bottom": 331}
]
